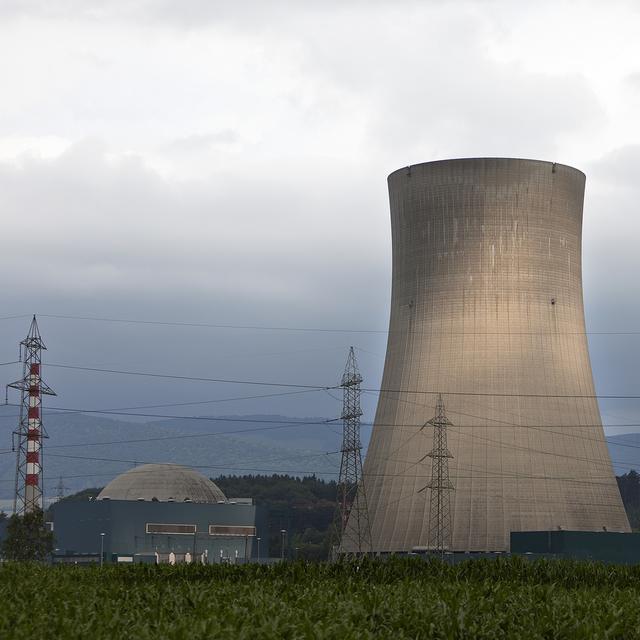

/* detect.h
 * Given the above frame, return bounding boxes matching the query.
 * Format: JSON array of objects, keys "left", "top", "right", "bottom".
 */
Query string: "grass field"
[{"left": 1, "top": 557, "right": 640, "bottom": 639}]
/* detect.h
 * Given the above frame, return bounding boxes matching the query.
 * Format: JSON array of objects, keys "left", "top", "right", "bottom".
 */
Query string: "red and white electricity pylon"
[{"left": 6, "top": 316, "right": 56, "bottom": 515}]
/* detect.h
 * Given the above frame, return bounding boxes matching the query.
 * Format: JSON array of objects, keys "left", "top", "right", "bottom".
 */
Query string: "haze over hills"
[
  {"left": 0, "top": 406, "right": 341, "bottom": 503},
  {"left": 1, "top": 403, "right": 638, "bottom": 505},
  {"left": 606, "top": 433, "right": 640, "bottom": 476}
]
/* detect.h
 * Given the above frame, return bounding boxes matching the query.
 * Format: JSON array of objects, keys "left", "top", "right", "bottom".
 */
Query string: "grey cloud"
[
  {"left": 1, "top": 139, "right": 637, "bottom": 427},
  {"left": 293, "top": 13, "right": 604, "bottom": 161},
  {"left": 0, "top": 137, "right": 391, "bottom": 419},
  {"left": 579, "top": 147, "right": 640, "bottom": 429},
  {"left": 588, "top": 145, "right": 640, "bottom": 187},
  {"left": 583, "top": 146, "right": 640, "bottom": 292},
  {"left": 377, "top": 67, "right": 601, "bottom": 160},
  {"left": 0, "top": 0, "right": 638, "bottom": 433},
  {"left": 0, "top": 140, "right": 389, "bottom": 307}
]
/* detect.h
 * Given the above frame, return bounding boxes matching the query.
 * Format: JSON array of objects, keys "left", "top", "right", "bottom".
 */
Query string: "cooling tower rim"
[{"left": 388, "top": 157, "right": 585, "bottom": 181}]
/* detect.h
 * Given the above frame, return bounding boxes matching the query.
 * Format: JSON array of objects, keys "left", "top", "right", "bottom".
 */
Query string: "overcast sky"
[{"left": 1, "top": 0, "right": 639, "bottom": 436}]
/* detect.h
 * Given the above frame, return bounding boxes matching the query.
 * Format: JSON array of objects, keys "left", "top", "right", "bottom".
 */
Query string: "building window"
[
  {"left": 145, "top": 523, "right": 196, "bottom": 535},
  {"left": 209, "top": 525, "right": 256, "bottom": 537}
]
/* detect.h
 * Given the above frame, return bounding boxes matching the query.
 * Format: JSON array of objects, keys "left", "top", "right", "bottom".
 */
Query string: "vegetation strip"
[{"left": 1, "top": 558, "right": 640, "bottom": 639}]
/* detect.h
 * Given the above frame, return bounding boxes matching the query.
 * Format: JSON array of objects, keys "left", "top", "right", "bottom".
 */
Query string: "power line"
[
  {"left": 31, "top": 418, "right": 635, "bottom": 478},
  {"left": 39, "top": 451, "right": 640, "bottom": 485},
  {"left": 34, "top": 312, "right": 640, "bottom": 335},
  {"left": 366, "top": 429, "right": 633, "bottom": 497},
  {"left": 68, "top": 388, "right": 323, "bottom": 413},
  {"left": 45, "top": 362, "right": 338, "bottom": 390},
  {"left": 0, "top": 390, "right": 325, "bottom": 416},
  {"left": 4, "top": 402, "right": 342, "bottom": 426},
  {"left": 373, "top": 443, "right": 636, "bottom": 515},
  {"left": 377, "top": 477, "right": 630, "bottom": 514},
  {"left": 0, "top": 386, "right": 335, "bottom": 416},
  {"left": 36, "top": 464, "right": 637, "bottom": 487},
  {"left": 44, "top": 452, "right": 339, "bottom": 476},
  {"left": 360, "top": 390, "right": 640, "bottom": 451},
  {"left": 367, "top": 384, "right": 613, "bottom": 435},
  {"left": 39, "top": 313, "right": 384, "bottom": 334},
  {"left": 3, "top": 316, "right": 639, "bottom": 505},
  {"left": 360, "top": 392, "right": 640, "bottom": 477},
  {"left": 44, "top": 417, "right": 341, "bottom": 449},
  {"left": 379, "top": 430, "right": 639, "bottom": 476},
  {"left": 38, "top": 467, "right": 339, "bottom": 486},
  {"left": 28, "top": 420, "right": 640, "bottom": 457},
  {"left": 16, "top": 420, "right": 640, "bottom": 503},
  {"left": 4, "top": 400, "right": 640, "bottom": 433},
  {"left": 0, "top": 449, "right": 343, "bottom": 487},
  {"left": 0, "top": 435, "right": 635, "bottom": 504},
  {"left": 19, "top": 417, "right": 640, "bottom": 471},
  {"left": 21, "top": 360, "right": 640, "bottom": 399},
  {"left": 355, "top": 387, "right": 639, "bottom": 505},
  {"left": 4, "top": 377, "right": 640, "bottom": 475},
  {"left": 366, "top": 387, "right": 640, "bottom": 400}
]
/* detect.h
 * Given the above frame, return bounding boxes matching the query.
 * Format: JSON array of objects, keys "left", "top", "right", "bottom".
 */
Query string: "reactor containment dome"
[
  {"left": 358, "top": 157, "right": 630, "bottom": 554},
  {"left": 97, "top": 463, "right": 227, "bottom": 504}
]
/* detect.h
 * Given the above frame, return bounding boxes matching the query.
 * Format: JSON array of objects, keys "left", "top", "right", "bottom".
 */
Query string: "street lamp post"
[
  {"left": 100, "top": 532, "right": 105, "bottom": 567},
  {"left": 257, "top": 537, "right": 261, "bottom": 561},
  {"left": 280, "top": 529, "right": 287, "bottom": 561}
]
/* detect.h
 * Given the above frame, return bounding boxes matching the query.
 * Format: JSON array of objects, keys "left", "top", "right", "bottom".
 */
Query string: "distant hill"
[
  {"left": 1, "top": 402, "right": 638, "bottom": 505},
  {"left": 0, "top": 406, "right": 341, "bottom": 502},
  {"left": 146, "top": 413, "right": 342, "bottom": 451},
  {"left": 606, "top": 432, "right": 640, "bottom": 475}
]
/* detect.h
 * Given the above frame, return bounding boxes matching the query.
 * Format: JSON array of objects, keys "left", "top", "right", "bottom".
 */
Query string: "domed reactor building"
[
  {"left": 51, "top": 464, "right": 265, "bottom": 564},
  {"left": 362, "top": 158, "right": 630, "bottom": 554}
]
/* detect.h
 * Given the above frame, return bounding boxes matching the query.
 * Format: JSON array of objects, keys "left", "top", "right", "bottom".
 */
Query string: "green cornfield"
[{"left": 1, "top": 557, "right": 640, "bottom": 639}]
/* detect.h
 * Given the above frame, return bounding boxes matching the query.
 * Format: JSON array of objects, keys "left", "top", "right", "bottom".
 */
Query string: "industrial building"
[
  {"left": 357, "top": 158, "right": 629, "bottom": 554},
  {"left": 50, "top": 463, "right": 266, "bottom": 564},
  {"left": 510, "top": 530, "right": 640, "bottom": 564}
]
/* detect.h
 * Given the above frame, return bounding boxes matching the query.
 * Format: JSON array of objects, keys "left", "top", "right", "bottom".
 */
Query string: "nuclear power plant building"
[{"left": 362, "top": 158, "right": 630, "bottom": 553}]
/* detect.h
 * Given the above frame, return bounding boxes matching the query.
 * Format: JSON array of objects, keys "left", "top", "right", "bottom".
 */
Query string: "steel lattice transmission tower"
[
  {"left": 6, "top": 316, "right": 56, "bottom": 515},
  {"left": 422, "top": 394, "right": 454, "bottom": 555},
  {"left": 335, "top": 347, "right": 372, "bottom": 556},
  {"left": 56, "top": 476, "right": 67, "bottom": 502}
]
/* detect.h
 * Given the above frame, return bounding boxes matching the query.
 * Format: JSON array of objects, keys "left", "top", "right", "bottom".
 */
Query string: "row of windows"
[{"left": 145, "top": 523, "right": 256, "bottom": 537}]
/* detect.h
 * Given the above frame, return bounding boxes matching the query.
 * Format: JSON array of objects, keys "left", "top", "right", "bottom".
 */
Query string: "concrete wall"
[
  {"left": 360, "top": 158, "right": 629, "bottom": 553},
  {"left": 51, "top": 499, "right": 265, "bottom": 562}
]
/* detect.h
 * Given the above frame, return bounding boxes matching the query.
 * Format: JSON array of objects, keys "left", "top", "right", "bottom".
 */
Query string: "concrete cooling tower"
[{"left": 361, "top": 158, "right": 630, "bottom": 553}]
